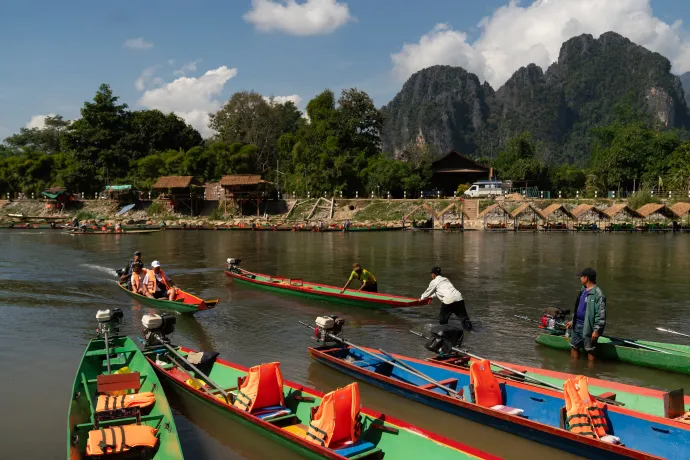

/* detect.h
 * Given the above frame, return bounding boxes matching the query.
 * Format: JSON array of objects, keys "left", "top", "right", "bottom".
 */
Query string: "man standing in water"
[
  {"left": 420, "top": 267, "right": 472, "bottom": 330},
  {"left": 565, "top": 268, "right": 606, "bottom": 361}
]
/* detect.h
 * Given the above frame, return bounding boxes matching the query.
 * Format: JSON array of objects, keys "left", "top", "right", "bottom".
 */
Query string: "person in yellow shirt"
[{"left": 340, "top": 263, "right": 377, "bottom": 293}]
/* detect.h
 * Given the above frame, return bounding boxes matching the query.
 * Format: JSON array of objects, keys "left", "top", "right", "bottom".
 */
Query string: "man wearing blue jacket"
[{"left": 565, "top": 268, "right": 606, "bottom": 361}]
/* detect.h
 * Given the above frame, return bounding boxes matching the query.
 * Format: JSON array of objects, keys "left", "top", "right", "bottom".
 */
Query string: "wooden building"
[
  {"left": 537, "top": 204, "right": 575, "bottom": 231},
  {"left": 151, "top": 176, "right": 203, "bottom": 215},
  {"left": 479, "top": 203, "right": 511, "bottom": 230},
  {"left": 431, "top": 151, "right": 491, "bottom": 196},
  {"left": 219, "top": 174, "right": 272, "bottom": 216}
]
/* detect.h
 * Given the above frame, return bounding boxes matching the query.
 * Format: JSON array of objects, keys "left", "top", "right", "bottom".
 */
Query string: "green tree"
[{"left": 494, "top": 132, "right": 548, "bottom": 186}]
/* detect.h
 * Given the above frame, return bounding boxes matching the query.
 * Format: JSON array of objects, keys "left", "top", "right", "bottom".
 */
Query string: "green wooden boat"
[
  {"left": 224, "top": 265, "right": 429, "bottom": 310},
  {"left": 535, "top": 332, "right": 690, "bottom": 375},
  {"left": 117, "top": 281, "right": 218, "bottom": 314},
  {"left": 67, "top": 314, "right": 183, "bottom": 459},
  {"left": 145, "top": 345, "right": 498, "bottom": 460}
]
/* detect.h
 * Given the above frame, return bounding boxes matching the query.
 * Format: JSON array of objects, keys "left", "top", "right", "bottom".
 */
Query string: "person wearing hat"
[
  {"left": 340, "top": 263, "right": 378, "bottom": 293},
  {"left": 143, "top": 261, "right": 177, "bottom": 300},
  {"left": 565, "top": 268, "right": 606, "bottom": 361},
  {"left": 420, "top": 267, "right": 472, "bottom": 330},
  {"left": 119, "top": 251, "right": 144, "bottom": 286}
]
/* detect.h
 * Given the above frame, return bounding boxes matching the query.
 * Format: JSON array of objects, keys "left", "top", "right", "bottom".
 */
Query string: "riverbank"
[{"left": 1, "top": 196, "right": 687, "bottom": 231}]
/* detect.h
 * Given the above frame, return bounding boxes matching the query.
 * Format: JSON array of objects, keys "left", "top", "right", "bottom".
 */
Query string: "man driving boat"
[{"left": 143, "top": 261, "right": 177, "bottom": 300}]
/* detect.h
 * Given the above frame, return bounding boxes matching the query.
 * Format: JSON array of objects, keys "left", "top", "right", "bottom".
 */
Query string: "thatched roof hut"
[{"left": 602, "top": 204, "right": 641, "bottom": 221}]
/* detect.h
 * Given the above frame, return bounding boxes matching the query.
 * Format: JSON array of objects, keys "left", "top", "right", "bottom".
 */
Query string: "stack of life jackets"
[
  {"left": 563, "top": 376, "right": 609, "bottom": 439},
  {"left": 306, "top": 382, "right": 362, "bottom": 448}
]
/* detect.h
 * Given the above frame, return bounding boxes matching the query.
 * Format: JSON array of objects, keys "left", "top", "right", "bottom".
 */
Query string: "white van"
[{"left": 464, "top": 181, "right": 504, "bottom": 198}]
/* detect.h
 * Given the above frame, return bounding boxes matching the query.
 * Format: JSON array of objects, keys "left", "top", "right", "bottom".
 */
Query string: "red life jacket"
[
  {"left": 469, "top": 359, "right": 503, "bottom": 407},
  {"left": 306, "top": 382, "right": 361, "bottom": 448},
  {"left": 233, "top": 362, "right": 285, "bottom": 413}
]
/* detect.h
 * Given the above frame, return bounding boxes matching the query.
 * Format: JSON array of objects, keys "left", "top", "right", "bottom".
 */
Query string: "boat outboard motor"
[
  {"left": 95, "top": 308, "right": 124, "bottom": 338},
  {"left": 424, "top": 324, "right": 464, "bottom": 356},
  {"left": 225, "top": 257, "right": 242, "bottom": 272},
  {"left": 142, "top": 313, "right": 176, "bottom": 349},
  {"left": 314, "top": 315, "right": 346, "bottom": 344}
]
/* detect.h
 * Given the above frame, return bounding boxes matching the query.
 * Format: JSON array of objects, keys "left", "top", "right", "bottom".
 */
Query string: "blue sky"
[{"left": 2, "top": 0, "right": 690, "bottom": 138}]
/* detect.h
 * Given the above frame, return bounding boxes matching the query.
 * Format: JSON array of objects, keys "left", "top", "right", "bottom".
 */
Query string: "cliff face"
[
  {"left": 382, "top": 32, "right": 690, "bottom": 165},
  {"left": 681, "top": 72, "right": 690, "bottom": 106}
]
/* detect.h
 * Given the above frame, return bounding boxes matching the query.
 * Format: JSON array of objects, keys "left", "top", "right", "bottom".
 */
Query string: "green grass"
[
  {"left": 146, "top": 202, "right": 165, "bottom": 217},
  {"left": 75, "top": 210, "right": 97, "bottom": 221},
  {"left": 354, "top": 200, "right": 423, "bottom": 221}
]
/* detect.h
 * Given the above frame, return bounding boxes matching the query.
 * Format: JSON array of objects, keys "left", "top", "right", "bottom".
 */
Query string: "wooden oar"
[
  {"left": 409, "top": 330, "right": 624, "bottom": 407},
  {"left": 299, "top": 321, "right": 462, "bottom": 398},
  {"left": 152, "top": 334, "right": 231, "bottom": 404},
  {"left": 657, "top": 327, "right": 690, "bottom": 339}
]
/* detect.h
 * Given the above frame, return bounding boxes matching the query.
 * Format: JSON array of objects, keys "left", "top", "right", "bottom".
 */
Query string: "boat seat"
[
  {"left": 333, "top": 439, "right": 378, "bottom": 458},
  {"left": 97, "top": 372, "right": 141, "bottom": 394},
  {"left": 418, "top": 378, "right": 458, "bottom": 391},
  {"left": 463, "top": 384, "right": 524, "bottom": 416},
  {"left": 283, "top": 423, "right": 308, "bottom": 437}
]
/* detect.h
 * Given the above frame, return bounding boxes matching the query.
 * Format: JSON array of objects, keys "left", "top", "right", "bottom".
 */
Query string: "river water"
[{"left": 1, "top": 230, "right": 689, "bottom": 459}]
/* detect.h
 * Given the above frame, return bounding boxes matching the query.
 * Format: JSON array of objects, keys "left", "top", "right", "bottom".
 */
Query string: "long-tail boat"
[
  {"left": 224, "top": 261, "right": 428, "bottom": 310},
  {"left": 535, "top": 331, "right": 690, "bottom": 376},
  {"left": 117, "top": 281, "right": 218, "bottom": 314},
  {"left": 68, "top": 309, "right": 183, "bottom": 459},
  {"left": 429, "top": 354, "right": 690, "bottom": 419},
  {"left": 139, "top": 318, "right": 499, "bottom": 460},
  {"left": 70, "top": 229, "right": 161, "bottom": 235},
  {"left": 305, "top": 321, "right": 690, "bottom": 460}
]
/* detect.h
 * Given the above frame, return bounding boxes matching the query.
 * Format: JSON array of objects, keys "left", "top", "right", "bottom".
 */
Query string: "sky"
[{"left": 2, "top": 0, "right": 690, "bottom": 139}]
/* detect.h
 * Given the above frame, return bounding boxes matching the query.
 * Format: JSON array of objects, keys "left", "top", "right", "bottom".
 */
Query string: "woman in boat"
[
  {"left": 130, "top": 261, "right": 147, "bottom": 295},
  {"left": 340, "top": 263, "right": 378, "bottom": 293},
  {"left": 420, "top": 267, "right": 473, "bottom": 330}
]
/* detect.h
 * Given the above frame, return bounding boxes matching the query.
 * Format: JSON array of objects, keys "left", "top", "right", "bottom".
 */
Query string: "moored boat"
[
  {"left": 117, "top": 281, "right": 218, "bottom": 314},
  {"left": 305, "top": 320, "right": 690, "bottom": 460},
  {"left": 535, "top": 331, "right": 690, "bottom": 376},
  {"left": 139, "top": 318, "right": 499, "bottom": 460},
  {"left": 428, "top": 354, "right": 690, "bottom": 418},
  {"left": 67, "top": 309, "right": 183, "bottom": 459},
  {"left": 224, "top": 260, "right": 429, "bottom": 310},
  {"left": 70, "top": 229, "right": 161, "bottom": 235}
]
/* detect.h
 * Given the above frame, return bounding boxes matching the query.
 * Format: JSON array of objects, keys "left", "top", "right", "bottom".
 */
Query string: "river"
[{"left": 1, "top": 230, "right": 688, "bottom": 459}]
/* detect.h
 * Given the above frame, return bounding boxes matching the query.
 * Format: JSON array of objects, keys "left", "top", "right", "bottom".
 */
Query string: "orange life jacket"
[
  {"left": 95, "top": 392, "right": 156, "bottom": 413},
  {"left": 131, "top": 269, "right": 147, "bottom": 293},
  {"left": 306, "top": 382, "right": 361, "bottom": 448},
  {"left": 145, "top": 269, "right": 170, "bottom": 294},
  {"left": 86, "top": 425, "right": 158, "bottom": 455},
  {"left": 469, "top": 359, "right": 503, "bottom": 407},
  {"left": 564, "top": 376, "right": 608, "bottom": 438},
  {"left": 233, "top": 362, "right": 285, "bottom": 413}
]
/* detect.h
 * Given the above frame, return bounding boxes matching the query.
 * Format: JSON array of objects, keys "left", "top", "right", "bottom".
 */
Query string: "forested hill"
[
  {"left": 681, "top": 72, "right": 690, "bottom": 106},
  {"left": 382, "top": 31, "right": 690, "bottom": 165}
]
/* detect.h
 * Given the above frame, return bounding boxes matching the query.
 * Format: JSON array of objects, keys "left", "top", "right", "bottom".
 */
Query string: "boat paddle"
[
  {"left": 152, "top": 334, "right": 231, "bottom": 404},
  {"left": 409, "top": 330, "right": 624, "bottom": 407},
  {"left": 515, "top": 315, "right": 679, "bottom": 355},
  {"left": 656, "top": 327, "right": 690, "bottom": 339},
  {"left": 298, "top": 321, "right": 463, "bottom": 399}
]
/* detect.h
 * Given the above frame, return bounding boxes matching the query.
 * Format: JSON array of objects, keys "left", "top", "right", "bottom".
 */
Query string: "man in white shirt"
[{"left": 420, "top": 267, "right": 473, "bottom": 330}]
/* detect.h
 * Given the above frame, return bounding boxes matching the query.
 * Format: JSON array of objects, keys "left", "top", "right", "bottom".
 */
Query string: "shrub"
[
  {"left": 146, "top": 202, "right": 165, "bottom": 217},
  {"left": 627, "top": 190, "right": 661, "bottom": 209},
  {"left": 75, "top": 210, "right": 96, "bottom": 221},
  {"left": 456, "top": 183, "right": 470, "bottom": 196}
]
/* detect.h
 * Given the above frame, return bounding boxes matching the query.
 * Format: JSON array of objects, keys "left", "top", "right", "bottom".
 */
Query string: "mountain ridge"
[{"left": 381, "top": 31, "right": 690, "bottom": 165}]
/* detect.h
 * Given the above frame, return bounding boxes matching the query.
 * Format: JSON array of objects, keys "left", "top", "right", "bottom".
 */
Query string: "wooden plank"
[
  {"left": 97, "top": 372, "right": 141, "bottom": 393},
  {"left": 330, "top": 198, "right": 335, "bottom": 218},
  {"left": 664, "top": 388, "right": 685, "bottom": 419},
  {"left": 306, "top": 198, "right": 323, "bottom": 220}
]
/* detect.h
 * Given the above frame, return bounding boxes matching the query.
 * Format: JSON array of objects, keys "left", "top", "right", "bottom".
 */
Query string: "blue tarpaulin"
[{"left": 116, "top": 203, "right": 136, "bottom": 215}]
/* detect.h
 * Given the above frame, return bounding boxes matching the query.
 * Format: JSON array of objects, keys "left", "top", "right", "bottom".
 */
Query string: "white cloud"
[
  {"left": 26, "top": 113, "right": 56, "bottom": 129},
  {"left": 135, "top": 66, "right": 162, "bottom": 91},
  {"left": 391, "top": 0, "right": 690, "bottom": 88},
  {"left": 137, "top": 66, "right": 238, "bottom": 137},
  {"left": 264, "top": 94, "right": 303, "bottom": 106},
  {"left": 124, "top": 37, "right": 154, "bottom": 50},
  {"left": 243, "top": 0, "right": 354, "bottom": 36},
  {"left": 174, "top": 60, "right": 201, "bottom": 76}
]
